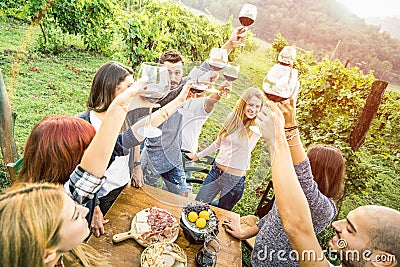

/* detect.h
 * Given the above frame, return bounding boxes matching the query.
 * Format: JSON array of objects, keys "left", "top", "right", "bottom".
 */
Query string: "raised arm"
[
  {"left": 258, "top": 102, "right": 329, "bottom": 267},
  {"left": 79, "top": 84, "right": 139, "bottom": 178},
  {"left": 129, "top": 82, "right": 190, "bottom": 141},
  {"left": 221, "top": 26, "right": 247, "bottom": 54},
  {"left": 278, "top": 98, "right": 307, "bottom": 164}
]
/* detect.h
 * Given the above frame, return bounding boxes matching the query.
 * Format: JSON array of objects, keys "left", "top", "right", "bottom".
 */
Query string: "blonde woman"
[
  {"left": 188, "top": 87, "right": 264, "bottom": 210},
  {"left": 0, "top": 183, "right": 104, "bottom": 267}
]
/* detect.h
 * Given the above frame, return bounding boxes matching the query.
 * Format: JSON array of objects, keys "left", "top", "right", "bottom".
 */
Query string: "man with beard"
[
  {"left": 257, "top": 101, "right": 399, "bottom": 267},
  {"left": 128, "top": 27, "right": 247, "bottom": 194}
]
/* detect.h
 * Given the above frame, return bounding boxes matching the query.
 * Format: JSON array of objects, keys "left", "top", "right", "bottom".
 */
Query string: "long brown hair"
[
  {"left": 87, "top": 61, "right": 133, "bottom": 113},
  {"left": 218, "top": 87, "right": 264, "bottom": 141},
  {"left": 307, "top": 144, "right": 345, "bottom": 201},
  {"left": 18, "top": 116, "right": 96, "bottom": 184}
]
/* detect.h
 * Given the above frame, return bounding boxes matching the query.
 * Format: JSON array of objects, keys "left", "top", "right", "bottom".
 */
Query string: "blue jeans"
[
  {"left": 142, "top": 150, "right": 188, "bottom": 195},
  {"left": 195, "top": 162, "right": 246, "bottom": 211}
]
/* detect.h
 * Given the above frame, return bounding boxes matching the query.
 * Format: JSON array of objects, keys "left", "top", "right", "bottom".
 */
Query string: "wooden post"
[
  {"left": 349, "top": 80, "right": 388, "bottom": 151},
  {"left": 0, "top": 71, "right": 18, "bottom": 166}
]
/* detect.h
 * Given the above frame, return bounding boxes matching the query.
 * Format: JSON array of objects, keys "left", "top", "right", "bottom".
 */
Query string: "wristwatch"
[{"left": 133, "top": 161, "right": 141, "bottom": 168}]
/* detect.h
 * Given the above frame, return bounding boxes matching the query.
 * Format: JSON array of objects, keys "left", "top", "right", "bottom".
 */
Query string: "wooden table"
[{"left": 87, "top": 184, "right": 242, "bottom": 267}]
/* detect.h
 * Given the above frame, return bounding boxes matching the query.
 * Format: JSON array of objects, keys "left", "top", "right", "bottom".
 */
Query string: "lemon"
[
  {"left": 196, "top": 217, "right": 207, "bottom": 229},
  {"left": 188, "top": 211, "right": 198, "bottom": 223},
  {"left": 199, "top": 210, "right": 210, "bottom": 221}
]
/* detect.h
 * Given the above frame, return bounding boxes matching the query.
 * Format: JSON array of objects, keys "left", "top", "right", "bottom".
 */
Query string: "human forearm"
[
  {"left": 196, "top": 141, "right": 219, "bottom": 159},
  {"left": 80, "top": 104, "right": 127, "bottom": 178}
]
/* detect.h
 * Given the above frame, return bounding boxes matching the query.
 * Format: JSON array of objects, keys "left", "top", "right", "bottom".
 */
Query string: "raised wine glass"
[
  {"left": 263, "top": 46, "right": 300, "bottom": 102},
  {"left": 207, "top": 48, "right": 228, "bottom": 71},
  {"left": 238, "top": 3, "right": 257, "bottom": 46},
  {"left": 136, "top": 62, "right": 170, "bottom": 138},
  {"left": 178, "top": 66, "right": 213, "bottom": 117}
]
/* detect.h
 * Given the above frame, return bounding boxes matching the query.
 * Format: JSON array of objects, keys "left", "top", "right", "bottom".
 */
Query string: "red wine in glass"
[
  {"left": 140, "top": 84, "right": 166, "bottom": 103},
  {"left": 264, "top": 92, "right": 289, "bottom": 103},
  {"left": 208, "top": 62, "right": 226, "bottom": 71},
  {"left": 223, "top": 73, "right": 238, "bottom": 82},
  {"left": 239, "top": 16, "right": 254, "bottom": 27}
]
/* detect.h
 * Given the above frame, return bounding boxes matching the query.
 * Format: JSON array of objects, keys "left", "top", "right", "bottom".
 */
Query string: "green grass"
[{"left": 0, "top": 20, "right": 110, "bottom": 155}]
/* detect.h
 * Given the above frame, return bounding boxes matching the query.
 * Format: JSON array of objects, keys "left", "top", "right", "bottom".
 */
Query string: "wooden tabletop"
[{"left": 87, "top": 184, "right": 242, "bottom": 267}]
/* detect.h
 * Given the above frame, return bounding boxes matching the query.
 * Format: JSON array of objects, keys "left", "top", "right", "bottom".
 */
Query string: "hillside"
[
  {"left": 181, "top": 0, "right": 400, "bottom": 85},
  {"left": 365, "top": 16, "right": 400, "bottom": 40}
]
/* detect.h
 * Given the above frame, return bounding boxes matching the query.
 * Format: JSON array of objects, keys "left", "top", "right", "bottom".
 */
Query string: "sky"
[{"left": 338, "top": 0, "right": 400, "bottom": 18}]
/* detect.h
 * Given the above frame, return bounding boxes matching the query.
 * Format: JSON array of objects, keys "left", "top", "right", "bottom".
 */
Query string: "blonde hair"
[
  {"left": 0, "top": 183, "right": 105, "bottom": 267},
  {"left": 218, "top": 87, "right": 264, "bottom": 140}
]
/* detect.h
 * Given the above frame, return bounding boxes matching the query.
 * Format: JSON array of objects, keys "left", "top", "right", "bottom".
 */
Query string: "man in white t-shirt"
[{"left": 181, "top": 82, "right": 231, "bottom": 191}]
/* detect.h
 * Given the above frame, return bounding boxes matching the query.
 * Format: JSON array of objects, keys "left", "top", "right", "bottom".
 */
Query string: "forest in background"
[{"left": 180, "top": 0, "right": 400, "bottom": 85}]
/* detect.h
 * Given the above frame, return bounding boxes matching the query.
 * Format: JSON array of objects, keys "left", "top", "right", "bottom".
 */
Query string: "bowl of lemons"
[{"left": 180, "top": 203, "right": 219, "bottom": 244}]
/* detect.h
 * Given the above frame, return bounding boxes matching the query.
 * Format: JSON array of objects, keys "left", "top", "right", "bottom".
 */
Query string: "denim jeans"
[
  {"left": 195, "top": 162, "right": 246, "bottom": 211},
  {"left": 142, "top": 149, "right": 188, "bottom": 195}
]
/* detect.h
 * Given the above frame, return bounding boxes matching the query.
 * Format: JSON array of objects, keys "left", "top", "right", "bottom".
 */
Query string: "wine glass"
[
  {"left": 238, "top": 3, "right": 257, "bottom": 46},
  {"left": 207, "top": 48, "right": 228, "bottom": 71},
  {"left": 178, "top": 66, "right": 213, "bottom": 117},
  {"left": 262, "top": 64, "right": 300, "bottom": 102},
  {"left": 136, "top": 62, "right": 170, "bottom": 138}
]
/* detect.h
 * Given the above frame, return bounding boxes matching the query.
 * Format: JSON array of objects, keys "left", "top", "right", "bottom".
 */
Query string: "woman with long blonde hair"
[
  {"left": 0, "top": 183, "right": 104, "bottom": 267},
  {"left": 188, "top": 87, "right": 264, "bottom": 210}
]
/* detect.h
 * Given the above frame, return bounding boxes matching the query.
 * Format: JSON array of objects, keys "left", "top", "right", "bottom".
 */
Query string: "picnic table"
[{"left": 87, "top": 184, "right": 242, "bottom": 266}]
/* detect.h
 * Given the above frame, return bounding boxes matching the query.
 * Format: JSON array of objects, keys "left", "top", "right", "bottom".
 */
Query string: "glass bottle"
[{"left": 195, "top": 236, "right": 221, "bottom": 267}]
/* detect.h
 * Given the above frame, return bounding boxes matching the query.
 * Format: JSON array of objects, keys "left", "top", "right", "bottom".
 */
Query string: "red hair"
[{"left": 18, "top": 116, "right": 96, "bottom": 184}]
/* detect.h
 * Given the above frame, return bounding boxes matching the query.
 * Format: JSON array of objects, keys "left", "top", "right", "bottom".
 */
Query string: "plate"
[
  {"left": 141, "top": 242, "right": 187, "bottom": 267},
  {"left": 181, "top": 208, "right": 218, "bottom": 234},
  {"left": 133, "top": 207, "right": 179, "bottom": 247}
]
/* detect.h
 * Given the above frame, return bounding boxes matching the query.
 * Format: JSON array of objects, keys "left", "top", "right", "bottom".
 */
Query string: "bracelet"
[
  {"left": 284, "top": 125, "right": 297, "bottom": 132},
  {"left": 289, "top": 143, "right": 301, "bottom": 147},
  {"left": 286, "top": 131, "right": 298, "bottom": 141},
  {"left": 133, "top": 161, "right": 141, "bottom": 168}
]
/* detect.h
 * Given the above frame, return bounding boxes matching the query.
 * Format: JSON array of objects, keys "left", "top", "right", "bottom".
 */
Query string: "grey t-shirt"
[
  {"left": 144, "top": 110, "right": 183, "bottom": 173},
  {"left": 251, "top": 159, "right": 337, "bottom": 267}
]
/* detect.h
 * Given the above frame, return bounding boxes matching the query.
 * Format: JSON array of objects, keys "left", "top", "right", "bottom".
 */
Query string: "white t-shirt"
[
  {"left": 90, "top": 111, "right": 130, "bottom": 197},
  {"left": 181, "top": 98, "right": 213, "bottom": 153}
]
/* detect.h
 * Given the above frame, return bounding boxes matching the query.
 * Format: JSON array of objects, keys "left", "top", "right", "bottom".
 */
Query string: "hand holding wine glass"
[
  {"left": 178, "top": 66, "right": 213, "bottom": 117},
  {"left": 135, "top": 62, "right": 170, "bottom": 138},
  {"left": 238, "top": 3, "right": 257, "bottom": 46}
]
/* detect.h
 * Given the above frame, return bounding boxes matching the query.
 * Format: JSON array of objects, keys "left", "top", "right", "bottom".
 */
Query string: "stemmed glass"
[
  {"left": 207, "top": 48, "right": 228, "bottom": 71},
  {"left": 238, "top": 3, "right": 257, "bottom": 46},
  {"left": 218, "top": 62, "right": 240, "bottom": 97},
  {"left": 178, "top": 66, "right": 213, "bottom": 117},
  {"left": 262, "top": 65, "right": 300, "bottom": 102},
  {"left": 136, "top": 62, "right": 170, "bottom": 138}
]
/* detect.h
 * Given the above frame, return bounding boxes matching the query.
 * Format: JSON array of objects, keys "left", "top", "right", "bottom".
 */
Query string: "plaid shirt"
[{"left": 64, "top": 165, "right": 106, "bottom": 205}]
